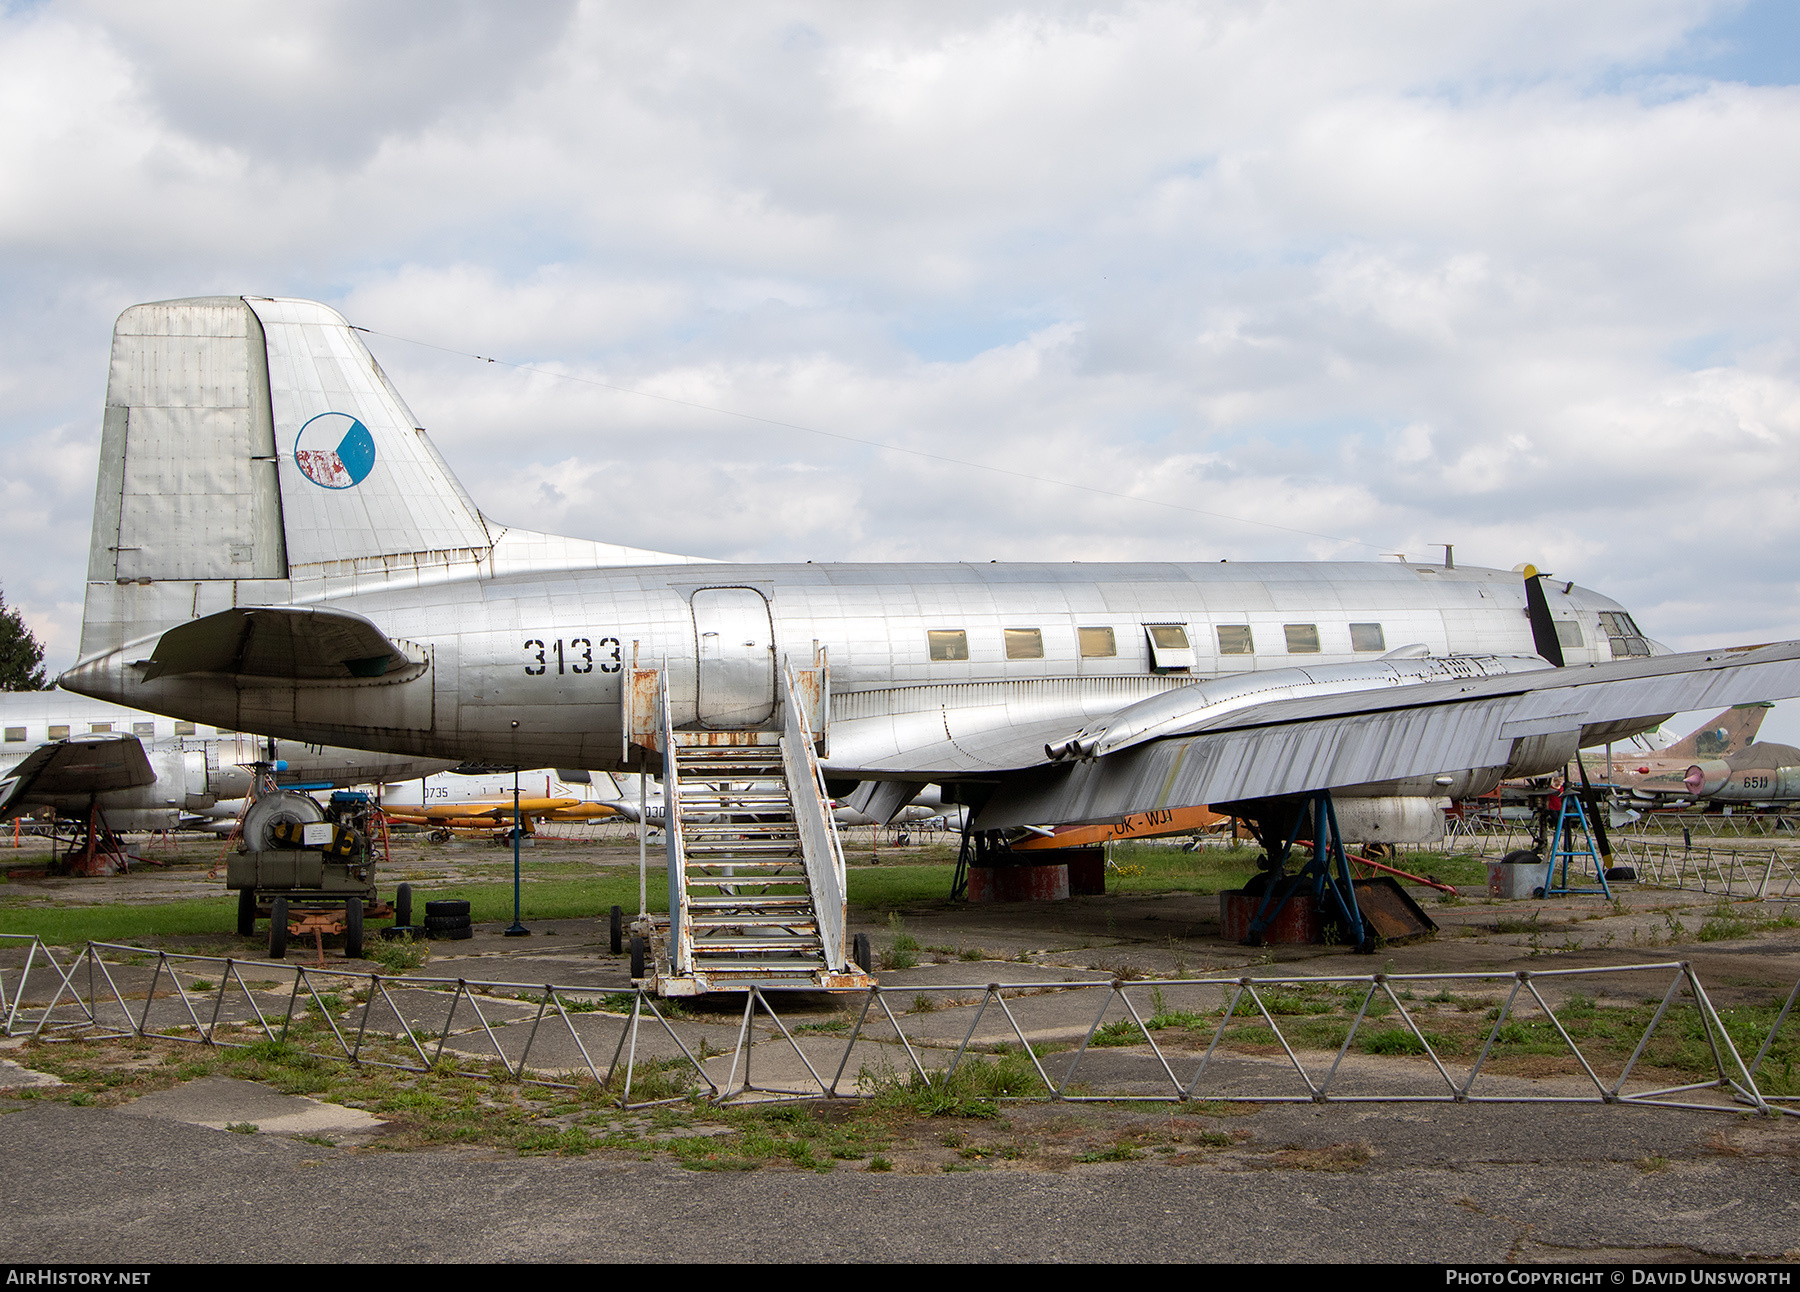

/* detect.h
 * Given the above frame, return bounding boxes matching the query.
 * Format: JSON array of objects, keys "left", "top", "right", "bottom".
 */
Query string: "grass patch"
[
  {"left": 1090, "top": 1019, "right": 1148, "bottom": 1047},
  {"left": 859, "top": 1052, "right": 1044, "bottom": 1117}
]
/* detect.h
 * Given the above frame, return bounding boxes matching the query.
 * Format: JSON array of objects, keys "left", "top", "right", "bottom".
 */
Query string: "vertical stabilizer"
[
  {"left": 78, "top": 296, "right": 498, "bottom": 661},
  {"left": 245, "top": 297, "right": 492, "bottom": 568},
  {"left": 90, "top": 297, "right": 287, "bottom": 585},
  {"left": 1660, "top": 703, "right": 1772, "bottom": 758}
]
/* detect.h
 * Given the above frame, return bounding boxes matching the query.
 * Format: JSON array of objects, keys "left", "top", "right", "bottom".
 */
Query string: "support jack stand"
[{"left": 1242, "top": 789, "right": 1374, "bottom": 954}]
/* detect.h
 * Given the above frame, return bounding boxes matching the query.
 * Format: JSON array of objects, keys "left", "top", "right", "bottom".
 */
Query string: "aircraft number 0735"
[{"left": 524, "top": 637, "right": 621, "bottom": 676}]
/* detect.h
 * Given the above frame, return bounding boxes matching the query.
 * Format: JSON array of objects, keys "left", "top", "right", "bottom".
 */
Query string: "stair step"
[
  {"left": 691, "top": 919, "right": 819, "bottom": 934},
  {"left": 691, "top": 937, "right": 823, "bottom": 953},
  {"left": 690, "top": 962, "right": 828, "bottom": 976},
  {"left": 687, "top": 844, "right": 803, "bottom": 856},
  {"left": 688, "top": 896, "right": 813, "bottom": 909}
]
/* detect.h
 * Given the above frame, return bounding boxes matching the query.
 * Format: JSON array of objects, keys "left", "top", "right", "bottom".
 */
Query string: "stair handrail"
[
  {"left": 781, "top": 659, "right": 847, "bottom": 970},
  {"left": 660, "top": 672, "right": 691, "bottom": 976}
]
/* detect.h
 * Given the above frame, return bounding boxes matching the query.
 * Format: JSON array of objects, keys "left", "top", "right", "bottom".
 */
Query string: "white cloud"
[{"left": 3, "top": 0, "right": 1800, "bottom": 719}]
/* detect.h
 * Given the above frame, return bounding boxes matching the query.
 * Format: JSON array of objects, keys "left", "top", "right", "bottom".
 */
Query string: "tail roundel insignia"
[{"left": 294, "top": 412, "right": 377, "bottom": 489}]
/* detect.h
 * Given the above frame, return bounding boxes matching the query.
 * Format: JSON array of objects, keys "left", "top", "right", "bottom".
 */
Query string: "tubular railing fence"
[{"left": 1, "top": 935, "right": 1793, "bottom": 1118}]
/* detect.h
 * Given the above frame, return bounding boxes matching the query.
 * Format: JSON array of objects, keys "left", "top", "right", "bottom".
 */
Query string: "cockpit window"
[{"left": 1597, "top": 611, "right": 1649, "bottom": 657}]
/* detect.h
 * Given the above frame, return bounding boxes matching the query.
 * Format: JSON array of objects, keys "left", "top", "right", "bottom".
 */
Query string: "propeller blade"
[{"left": 1522, "top": 565, "right": 1565, "bottom": 667}]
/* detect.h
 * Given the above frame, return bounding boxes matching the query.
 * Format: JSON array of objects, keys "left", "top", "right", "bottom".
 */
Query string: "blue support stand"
[
  {"left": 1541, "top": 794, "right": 1612, "bottom": 899},
  {"left": 1243, "top": 790, "right": 1373, "bottom": 953}
]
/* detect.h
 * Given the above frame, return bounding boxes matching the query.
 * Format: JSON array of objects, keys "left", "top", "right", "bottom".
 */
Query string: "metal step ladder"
[{"left": 626, "top": 647, "right": 873, "bottom": 996}]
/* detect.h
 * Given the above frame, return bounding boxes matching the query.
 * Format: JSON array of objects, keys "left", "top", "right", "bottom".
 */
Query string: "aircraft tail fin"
[
  {"left": 79, "top": 296, "right": 494, "bottom": 659},
  {"left": 79, "top": 294, "right": 716, "bottom": 663},
  {"left": 1659, "top": 703, "right": 1773, "bottom": 758}
]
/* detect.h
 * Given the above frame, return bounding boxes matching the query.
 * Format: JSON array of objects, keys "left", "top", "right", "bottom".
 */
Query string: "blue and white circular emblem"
[{"left": 294, "top": 412, "right": 377, "bottom": 489}]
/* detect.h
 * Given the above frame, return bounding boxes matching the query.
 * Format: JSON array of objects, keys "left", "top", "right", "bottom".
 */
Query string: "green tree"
[{"left": 0, "top": 592, "right": 47, "bottom": 691}]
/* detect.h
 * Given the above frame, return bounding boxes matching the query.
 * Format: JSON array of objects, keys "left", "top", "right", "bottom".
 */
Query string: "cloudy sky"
[{"left": 4, "top": 0, "right": 1799, "bottom": 742}]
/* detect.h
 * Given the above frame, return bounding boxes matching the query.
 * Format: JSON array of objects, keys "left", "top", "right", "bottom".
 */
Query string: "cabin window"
[
  {"left": 927, "top": 630, "right": 969, "bottom": 661},
  {"left": 1556, "top": 621, "right": 1584, "bottom": 648},
  {"left": 1350, "top": 623, "right": 1386, "bottom": 652},
  {"left": 47, "top": 726, "right": 68, "bottom": 740},
  {"left": 1078, "top": 626, "right": 1116, "bottom": 658},
  {"left": 1283, "top": 624, "right": 1320, "bottom": 654},
  {"left": 1004, "top": 628, "right": 1044, "bottom": 660},
  {"left": 133, "top": 722, "right": 155, "bottom": 737},
  {"left": 3, "top": 728, "right": 23, "bottom": 743},
  {"left": 174, "top": 721, "right": 196, "bottom": 736},
  {"left": 1215, "top": 625, "right": 1254, "bottom": 655},
  {"left": 215, "top": 728, "right": 237, "bottom": 735},
  {"left": 1145, "top": 624, "right": 1195, "bottom": 672},
  {"left": 90, "top": 723, "right": 111, "bottom": 734}
]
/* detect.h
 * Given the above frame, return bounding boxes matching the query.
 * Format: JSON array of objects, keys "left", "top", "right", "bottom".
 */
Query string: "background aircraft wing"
[
  {"left": 0, "top": 734, "right": 156, "bottom": 819},
  {"left": 972, "top": 641, "right": 1800, "bottom": 828}
]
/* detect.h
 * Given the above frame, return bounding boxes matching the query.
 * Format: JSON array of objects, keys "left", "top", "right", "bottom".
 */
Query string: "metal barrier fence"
[
  {"left": 0, "top": 934, "right": 1793, "bottom": 1117},
  {"left": 1615, "top": 840, "right": 1800, "bottom": 899}
]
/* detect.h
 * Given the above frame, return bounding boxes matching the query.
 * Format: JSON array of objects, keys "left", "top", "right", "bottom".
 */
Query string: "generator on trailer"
[{"left": 227, "top": 789, "right": 411, "bottom": 960}]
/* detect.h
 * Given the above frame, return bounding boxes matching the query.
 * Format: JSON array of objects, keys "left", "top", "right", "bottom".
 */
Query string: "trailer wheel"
[
  {"left": 609, "top": 905, "right": 623, "bottom": 954},
  {"left": 629, "top": 933, "right": 645, "bottom": 980},
  {"left": 237, "top": 888, "right": 257, "bottom": 938},
  {"left": 395, "top": 883, "right": 413, "bottom": 928},
  {"left": 344, "top": 897, "right": 364, "bottom": 960},
  {"left": 269, "top": 897, "right": 289, "bottom": 959}
]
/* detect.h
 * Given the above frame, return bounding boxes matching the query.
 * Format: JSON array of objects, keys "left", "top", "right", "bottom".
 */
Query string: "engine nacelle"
[{"left": 1329, "top": 797, "right": 1446, "bottom": 845}]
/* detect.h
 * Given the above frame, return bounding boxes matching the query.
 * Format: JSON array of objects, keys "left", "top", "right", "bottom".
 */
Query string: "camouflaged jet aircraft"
[{"left": 51, "top": 297, "right": 1800, "bottom": 981}]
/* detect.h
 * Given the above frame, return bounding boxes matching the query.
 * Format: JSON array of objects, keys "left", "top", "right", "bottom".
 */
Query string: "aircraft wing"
[
  {"left": 0, "top": 734, "right": 156, "bottom": 819},
  {"left": 965, "top": 641, "right": 1800, "bottom": 828}
]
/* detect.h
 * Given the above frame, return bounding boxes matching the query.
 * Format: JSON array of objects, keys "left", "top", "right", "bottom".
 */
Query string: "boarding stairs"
[{"left": 626, "top": 647, "right": 872, "bottom": 996}]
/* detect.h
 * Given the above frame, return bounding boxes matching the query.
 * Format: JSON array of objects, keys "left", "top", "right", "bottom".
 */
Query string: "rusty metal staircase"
[{"left": 626, "top": 646, "right": 871, "bottom": 996}]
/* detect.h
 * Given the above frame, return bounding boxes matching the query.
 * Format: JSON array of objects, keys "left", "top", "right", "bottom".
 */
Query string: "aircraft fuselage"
[{"left": 63, "top": 557, "right": 1650, "bottom": 779}]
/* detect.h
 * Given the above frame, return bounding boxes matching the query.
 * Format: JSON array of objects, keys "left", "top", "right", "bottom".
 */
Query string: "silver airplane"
[
  {"left": 55, "top": 297, "right": 1800, "bottom": 854},
  {"left": 0, "top": 689, "right": 454, "bottom": 832}
]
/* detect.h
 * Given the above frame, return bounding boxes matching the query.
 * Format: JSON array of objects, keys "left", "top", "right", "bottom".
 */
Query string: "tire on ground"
[
  {"left": 344, "top": 897, "right": 363, "bottom": 960},
  {"left": 269, "top": 897, "right": 289, "bottom": 959},
  {"left": 395, "top": 883, "right": 413, "bottom": 928},
  {"left": 237, "top": 888, "right": 257, "bottom": 938},
  {"left": 425, "top": 900, "right": 470, "bottom": 918}
]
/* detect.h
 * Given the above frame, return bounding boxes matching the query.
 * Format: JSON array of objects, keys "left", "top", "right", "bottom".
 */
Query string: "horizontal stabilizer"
[
  {"left": 0, "top": 734, "right": 155, "bottom": 819},
  {"left": 140, "top": 606, "right": 413, "bottom": 682}
]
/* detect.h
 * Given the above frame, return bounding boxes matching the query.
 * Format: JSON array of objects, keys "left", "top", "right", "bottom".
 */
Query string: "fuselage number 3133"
[{"left": 524, "top": 637, "right": 621, "bottom": 676}]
